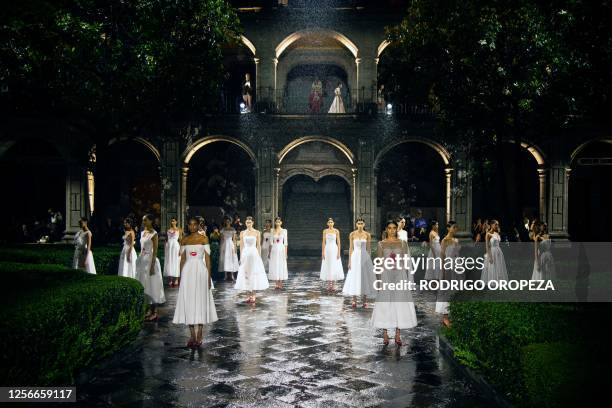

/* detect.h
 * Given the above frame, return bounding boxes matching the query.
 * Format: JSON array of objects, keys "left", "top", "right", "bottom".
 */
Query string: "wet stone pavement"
[{"left": 76, "top": 269, "right": 496, "bottom": 408}]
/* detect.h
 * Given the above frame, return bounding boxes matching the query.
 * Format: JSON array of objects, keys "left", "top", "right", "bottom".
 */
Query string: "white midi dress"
[
  {"left": 219, "top": 229, "right": 239, "bottom": 273},
  {"left": 342, "top": 238, "right": 376, "bottom": 297},
  {"left": 268, "top": 229, "right": 288, "bottom": 281},
  {"left": 136, "top": 230, "right": 166, "bottom": 305},
  {"left": 173, "top": 244, "right": 218, "bottom": 325},
  {"left": 262, "top": 230, "right": 272, "bottom": 271},
  {"left": 118, "top": 233, "right": 137, "bottom": 279},
  {"left": 435, "top": 239, "right": 461, "bottom": 314},
  {"left": 531, "top": 239, "right": 555, "bottom": 281},
  {"left": 371, "top": 240, "right": 417, "bottom": 329},
  {"left": 235, "top": 235, "right": 269, "bottom": 291},
  {"left": 320, "top": 232, "right": 344, "bottom": 281},
  {"left": 424, "top": 235, "right": 442, "bottom": 280},
  {"left": 164, "top": 230, "right": 181, "bottom": 278},
  {"left": 481, "top": 233, "right": 509, "bottom": 282},
  {"left": 73, "top": 230, "right": 96, "bottom": 274}
]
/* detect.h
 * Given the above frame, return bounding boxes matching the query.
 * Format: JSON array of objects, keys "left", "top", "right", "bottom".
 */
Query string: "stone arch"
[
  {"left": 506, "top": 139, "right": 546, "bottom": 166},
  {"left": 240, "top": 35, "right": 257, "bottom": 56},
  {"left": 275, "top": 29, "right": 359, "bottom": 59},
  {"left": 278, "top": 136, "right": 355, "bottom": 165},
  {"left": 374, "top": 136, "right": 451, "bottom": 168},
  {"left": 183, "top": 135, "right": 257, "bottom": 166},
  {"left": 570, "top": 137, "right": 612, "bottom": 164},
  {"left": 108, "top": 137, "right": 161, "bottom": 162},
  {"left": 377, "top": 40, "right": 391, "bottom": 58},
  {"left": 279, "top": 166, "right": 353, "bottom": 187}
]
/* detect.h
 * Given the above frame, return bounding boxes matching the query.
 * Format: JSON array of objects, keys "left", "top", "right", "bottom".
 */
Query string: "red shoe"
[
  {"left": 395, "top": 337, "right": 402, "bottom": 346},
  {"left": 362, "top": 303, "right": 368, "bottom": 308},
  {"left": 351, "top": 301, "right": 357, "bottom": 308},
  {"left": 187, "top": 340, "right": 194, "bottom": 348}
]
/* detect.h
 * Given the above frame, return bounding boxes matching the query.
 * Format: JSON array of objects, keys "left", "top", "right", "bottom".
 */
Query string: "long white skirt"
[
  {"left": 73, "top": 250, "right": 96, "bottom": 275},
  {"left": 118, "top": 246, "right": 137, "bottom": 279},
  {"left": 235, "top": 247, "right": 269, "bottom": 291},
  {"left": 342, "top": 247, "right": 376, "bottom": 296},
  {"left": 268, "top": 244, "right": 288, "bottom": 281},
  {"left": 481, "top": 247, "right": 508, "bottom": 282},
  {"left": 370, "top": 265, "right": 417, "bottom": 329},
  {"left": 164, "top": 239, "right": 181, "bottom": 277},
  {"left": 173, "top": 260, "right": 218, "bottom": 325},
  {"left": 137, "top": 256, "right": 166, "bottom": 304},
  {"left": 320, "top": 243, "right": 344, "bottom": 281}
]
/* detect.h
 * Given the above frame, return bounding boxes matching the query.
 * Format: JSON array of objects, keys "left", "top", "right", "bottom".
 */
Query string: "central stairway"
[{"left": 284, "top": 191, "right": 351, "bottom": 256}]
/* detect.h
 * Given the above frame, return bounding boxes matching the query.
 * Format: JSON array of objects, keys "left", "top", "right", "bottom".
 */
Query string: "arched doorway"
[
  {"left": 222, "top": 36, "right": 257, "bottom": 113},
  {"left": 284, "top": 64, "right": 350, "bottom": 113},
  {"left": 375, "top": 141, "right": 447, "bottom": 239},
  {"left": 569, "top": 140, "right": 612, "bottom": 241},
  {"left": 94, "top": 139, "right": 161, "bottom": 242},
  {"left": 282, "top": 174, "right": 352, "bottom": 256},
  {"left": 0, "top": 138, "right": 67, "bottom": 243},
  {"left": 472, "top": 141, "right": 541, "bottom": 235},
  {"left": 185, "top": 141, "right": 256, "bottom": 228}
]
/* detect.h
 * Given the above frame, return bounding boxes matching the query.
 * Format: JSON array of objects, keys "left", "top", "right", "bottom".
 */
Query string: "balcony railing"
[{"left": 218, "top": 86, "right": 436, "bottom": 118}]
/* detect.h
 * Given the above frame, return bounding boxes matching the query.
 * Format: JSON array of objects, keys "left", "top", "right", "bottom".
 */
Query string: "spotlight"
[
  {"left": 239, "top": 102, "right": 247, "bottom": 114},
  {"left": 386, "top": 103, "right": 393, "bottom": 115}
]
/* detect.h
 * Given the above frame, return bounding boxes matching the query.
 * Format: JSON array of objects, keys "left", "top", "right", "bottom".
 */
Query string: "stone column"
[
  {"left": 160, "top": 139, "right": 181, "bottom": 233},
  {"left": 180, "top": 165, "right": 189, "bottom": 227},
  {"left": 358, "top": 54, "right": 378, "bottom": 103},
  {"left": 63, "top": 162, "right": 88, "bottom": 240},
  {"left": 357, "top": 139, "right": 377, "bottom": 236},
  {"left": 537, "top": 166, "right": 547, "bottom": 221},
  {"left": 450, "top": 165, "right": 473, "bottom": 240},
  {"left": 445, "top": 167, "right": 453, "bottom": 224},
  {"left": 255, "top": 49, "right": 277, "bottom": 108},
  {"left": 256, "top": 142, "right": 274, "bottom": 226},
  {"left": 547, "top": 164, "right": 571, "bottom": 240}
]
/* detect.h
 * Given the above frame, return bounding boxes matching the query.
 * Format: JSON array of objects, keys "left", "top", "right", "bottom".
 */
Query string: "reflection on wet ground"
[{"left": 77, "top": 270, "right": 495, "bottom": 407}]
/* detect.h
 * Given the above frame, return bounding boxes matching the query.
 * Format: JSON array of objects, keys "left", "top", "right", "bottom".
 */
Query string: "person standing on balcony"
[
  {"left": 309, "top": 78, "right": 323, "bottom": 113},
  {"left": 242, "top": 73, "right": 252, "bottom": 112},
  {"left": 328, "top": 83, "right": 345, "bottom": 113}
]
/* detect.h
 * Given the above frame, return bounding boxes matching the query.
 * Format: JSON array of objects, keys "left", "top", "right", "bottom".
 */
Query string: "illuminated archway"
[
  {"left": 108, "top": 137, "right": 160, "bottom": 162},
  {"left": 374, "top": 137, "right": 451, "bottom": 168},
  {"left": 278, "top": 136, "right": 355, "bottom": 165},
  {"left": 240, "top": 35, "right": 257, "bottom": 56},
  {"left": 275, "top": 29, "right": 359, "bottom": 59},
  {"left": 183, "top": 136, "right": 257, "bottom": 165}
]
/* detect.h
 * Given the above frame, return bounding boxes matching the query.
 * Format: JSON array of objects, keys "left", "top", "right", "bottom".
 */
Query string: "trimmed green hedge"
[
  {"left": 445, "top": 302, "right": 603, "bottom": 406},
  {"left": 0, "top": 262, "right": 145, "bottom": 385}
]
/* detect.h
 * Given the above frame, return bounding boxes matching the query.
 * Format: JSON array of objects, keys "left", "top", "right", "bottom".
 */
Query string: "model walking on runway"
[
  {"left": 173, "top": 217, "right": 218, "bottom": 348},
  {"left": 137, "top": 214, "right": 166, "bottom": 322},
  {"left": 342, "top": 217, "right": 375, "bottom": 307},
  {"left": 219, "top": 217, "right": 239, "bottom": 281},
  {"left": 268, "top": 217, "right": 288, "bottom": 289},
  {"left": 118, "top": 217, "right": 137, "bottom": 279},
  {"left": 320, "top": 217, "right": 344, "bottom": 292},
  {"left": 235, "top": 216, "right": 269, "bottom": 303},
  {"left": 164, "top": 218, "right": 182, "bottom": 287}
]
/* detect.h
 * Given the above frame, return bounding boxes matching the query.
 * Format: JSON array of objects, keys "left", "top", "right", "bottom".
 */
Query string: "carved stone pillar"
[
  {"left": 547, "top": 164, "right": 571, "bottom": 240},
  {"left": 63, "top": 162, "right": 88, "bottom": 240},
  {"left": 537, "top": 166, "right": 547, "bottom": 221},
  {"left": 180, "top": 165, "right": 189, "bottom": 226},
  {"left": 160, "top": 140, "right": 180, "bottom": 232},
  {"left": 450, "top": 166, "right": 473, "bottom": 240}
]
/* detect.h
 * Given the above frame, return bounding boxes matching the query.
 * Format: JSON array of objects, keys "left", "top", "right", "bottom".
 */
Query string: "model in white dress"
[
  {"left": 424, "top": 228, "right": 442, "bottom": 281},
  {"left": 371, "top": 233, "right": 417, "bottom": 346},
  {"left": 435, "top": 222, "right": 461, "bottom": 323},
  {"left": 235, "top": 219, "right": 269, "bottom": 303},
  {"left": 219, "top": 223, "right": 239, "bottom": 281},
  {"left": 118, "top": 226, "right": 137, "bottom": 279},
  {"left": 268, "top": 221, "right": 288, "bottom": 288},
  {"left": 262, "top": 221, "right": 272, "bottom": 271},
  {"left": 136, "top": 224, "right": 166, "bottom": 321},
  {"left": 73, "top": 219, "right": 96, "bottom": 274},
  {"left": 328, "top": 84, "right": 346, "bottom": 113},
  {"left": 320, "top": 220, "right": 344, "bottom": 291},
  {"left": 531, "top": 237, "right": 555, "bottom": 281},
  {"left": 343, "top": 222, "right": 376, "bottom": 307},
  {"left": 481, "top": 230, "right": 508, "bottom": 282},
  {"left": 164, "top": 225, "right": 181, "bottom": 286}
]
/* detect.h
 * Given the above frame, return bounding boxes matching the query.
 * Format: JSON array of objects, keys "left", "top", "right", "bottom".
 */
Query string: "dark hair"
[
  {"left": 266, "top": 219, "right": 273, "bottom": 224},
  {"left": 327, "top": 217, "right": 334, "bottom": 222},
  {"left": 446, "top": 220, "right": 457, "bottom": 229},
  {"left": 79, "top": 216, "right": 88, "bottom": 223},
  {"left": 143, "top": 214, "right": 155, "bottom": 222},
  {"left": 355, "top": 216, "right": 365, "bottom": 223},
  {"left": 188, "top": 216, "right": 199, "bottom": 224},
  {"left": 385, "top": 219, "right": 398, "bottom": 228},
  {"left": 274, "top": 217, "right": 282, "bottom": 222},
  {"left": 245, "top": 216, "right": 254, "bottom": 222},
  {"left": 430, "top": 219, "right": 438, "bottom": 227},
  {"left": 124, "top": 217, "right": 133, "bottom": 228}
]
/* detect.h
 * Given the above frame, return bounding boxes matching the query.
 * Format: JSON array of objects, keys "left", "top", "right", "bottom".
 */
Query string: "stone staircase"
[{"left": 283, "top": 192, "right": 351, "bottom": 256}]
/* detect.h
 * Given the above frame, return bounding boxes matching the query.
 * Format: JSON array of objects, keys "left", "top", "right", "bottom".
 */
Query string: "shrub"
[{"left": 0, "top": 263, "right": 145, "bottom": 385}]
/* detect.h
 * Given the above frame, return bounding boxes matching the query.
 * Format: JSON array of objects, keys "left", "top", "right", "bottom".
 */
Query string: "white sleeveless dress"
[
  {"left": 262, "top": 230, "right": 272, "bottom": 270},
  {"left": 118, "top": 232, "right": 137, "bottom": 279},
  {"left": 219, "top": 229, "right": 239, "bottom": 272},
  {"left": 73, "top": 230, "right": 96, "bottom": 274},
  {"left": 531, "top": 239, "right": 555, "bottom": 280},
  {"left": 342, "top": 238, "right": 376, "bottom": 296},
  {"left": 268, "top": 229, "right": 288, "bottom": 281},
  {"left": 328, "top": 86, "right": 345, "bottom": 113},
  {"left": 435, "top": 240, "right": 461, "bottom": 314},
  {"left": 164, "top": 230, "right": 181, "bottom": 278},
  {"left": 371, "top": 240, "right": 417, "bottom": 329},
  {"left": 235, "top": 235, "right": 269, "bottom": 291},
  {"left": 173, "top": 244, "right": 218, "bottom": 325},
  {"left": 136, "top": 230, "right": 166, "bottom": 305},
  {"left": 481, "top": 233, "right": 509, "bottom": 282},
  {"left": 424, "top": 235, "right": 442, "bottom": 280},
  {"left": 320, "top": 232, "right": 344, "bottom": 281}
]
